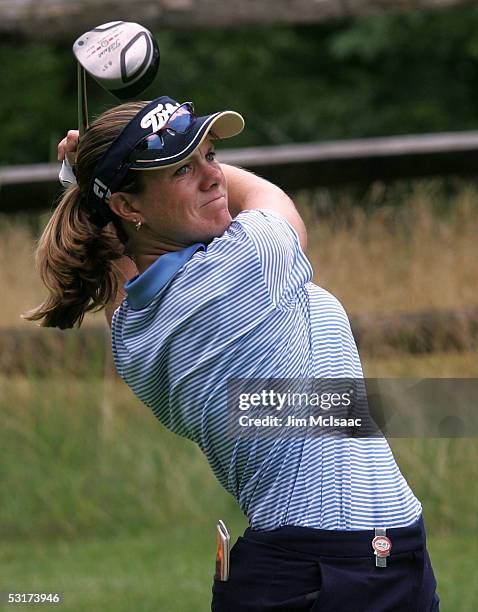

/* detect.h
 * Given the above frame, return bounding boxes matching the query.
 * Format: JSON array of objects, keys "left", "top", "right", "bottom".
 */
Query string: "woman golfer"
[{"left": 26, "top": 97, "right": 439, "bottom": 611}]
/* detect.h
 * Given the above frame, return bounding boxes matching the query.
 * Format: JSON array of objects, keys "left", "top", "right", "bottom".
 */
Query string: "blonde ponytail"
[
  {"left": 23, "top": 184, "right": 125, "bottom": 328},
  {"left": 24, "top": 101, "right": 147, "bottom": 329}
]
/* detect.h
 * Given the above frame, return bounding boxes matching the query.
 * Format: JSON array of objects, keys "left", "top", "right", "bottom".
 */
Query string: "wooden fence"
[{"left": 2, "top": 131, "right": 478, "bottom": 214}]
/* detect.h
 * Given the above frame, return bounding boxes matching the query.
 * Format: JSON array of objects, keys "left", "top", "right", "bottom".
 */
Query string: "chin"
[
  {"left": 206, "top": 221, "right": 232, "bottom": 242},
  {"left": 205, "top": 208, "right": 232, "bottom": 238}
]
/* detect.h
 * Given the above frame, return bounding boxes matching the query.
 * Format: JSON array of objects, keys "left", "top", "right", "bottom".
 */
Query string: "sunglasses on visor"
[{"left": 129, "top": 102, "right": 196, "bottom": 163}]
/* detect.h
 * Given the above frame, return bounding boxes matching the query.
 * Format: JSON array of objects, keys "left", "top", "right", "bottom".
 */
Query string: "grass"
[
  {"left": 0, "top": 374, "right": 241, "bottom": 541},
  {"left": 1, "top": 349, "right": 477, "bottom": 541},
  {"left": 0, "top": 523, "right": 229, "bottom": 612},
  {"left": 1, "top": 354, "right": 477, "bottom": 610},
  {"left": 363, "top": 349, "right": 478, "bottom": 377},
  {"left": 298, "top": 179, "right": 478, "bottom": 316},
  {"left": 1, "top": 181, "right": 478, "bottom": 609},
  {"left": 1, "top": 523, "right": 476, "bottom": 611},
  {"left": 2, "top": 178, "right": 478, "bottom": 327}
]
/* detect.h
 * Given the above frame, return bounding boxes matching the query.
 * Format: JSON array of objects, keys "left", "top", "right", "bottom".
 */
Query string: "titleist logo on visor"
[{"left": 140, "top": 102, "right": 181, "bottom": 133}]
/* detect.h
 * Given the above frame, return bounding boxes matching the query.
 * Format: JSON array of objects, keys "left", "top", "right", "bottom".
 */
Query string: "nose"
[{"left": 198, "top": 159, "right": 221, "bottom": 191}]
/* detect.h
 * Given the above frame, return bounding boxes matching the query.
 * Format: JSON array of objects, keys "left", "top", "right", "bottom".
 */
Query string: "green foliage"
[
  {"left": 2, "top": 7, "right": 478, "bottom": 164},
  {"left": 326, "top": 12, "right": 478, "bottom": 136},
  {"left": 0, "top": 44, "right": 76, "bottom": 165}
]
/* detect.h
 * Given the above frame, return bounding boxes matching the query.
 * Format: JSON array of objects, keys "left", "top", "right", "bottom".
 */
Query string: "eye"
[
  {"left": 206, "top": 150, "right": 216, "bottom": 162},
  {"left": 174, "top": 164, "right": 190, "bottom": 176}
]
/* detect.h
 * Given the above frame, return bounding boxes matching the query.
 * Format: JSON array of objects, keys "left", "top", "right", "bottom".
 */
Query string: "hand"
[{"left": 57, "top": 130, "right": 80, "bottom": 166}]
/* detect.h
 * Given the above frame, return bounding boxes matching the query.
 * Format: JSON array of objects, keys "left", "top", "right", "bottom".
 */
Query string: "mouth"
[{"left": 202, "top": 194, "right": 226, "bottom": 207}]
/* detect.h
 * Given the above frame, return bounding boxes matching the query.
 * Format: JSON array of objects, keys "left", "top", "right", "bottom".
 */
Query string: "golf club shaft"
[{"left": 78, "top": 63, "right": 89, "bottom": 136}]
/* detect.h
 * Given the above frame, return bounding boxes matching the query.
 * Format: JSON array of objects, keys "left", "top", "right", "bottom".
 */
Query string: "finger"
[
  {"left": 57, "top": 137, "right": 68, "bottom": 161},
  {"left": 57, "top": 129, "right": 79, "bottom": 161},
  {"left": 66, "top": 130, "right": 80, "bottom": 152},
  {"left": 64, "top": 130, "right": 80, "bottom": 165}
]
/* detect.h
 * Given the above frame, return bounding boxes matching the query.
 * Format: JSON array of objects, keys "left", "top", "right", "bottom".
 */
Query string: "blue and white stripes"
[{"left": 112, "top": 209, "right": 421, "bottom": 530}]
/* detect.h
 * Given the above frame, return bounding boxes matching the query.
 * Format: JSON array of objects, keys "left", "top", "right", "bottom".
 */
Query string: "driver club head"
[{"left": 73, "top": 21, "right": 160, "bottom": 133}]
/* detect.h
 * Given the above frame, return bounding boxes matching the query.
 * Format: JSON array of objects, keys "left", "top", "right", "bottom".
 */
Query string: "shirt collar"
[{"left": 124, "top": 243, "right": 205, "bottom": 310}]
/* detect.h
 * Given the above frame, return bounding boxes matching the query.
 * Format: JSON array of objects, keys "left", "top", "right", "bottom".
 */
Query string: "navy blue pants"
[{"left": 212, "top": 516, "right": 439, "bottom": 611}]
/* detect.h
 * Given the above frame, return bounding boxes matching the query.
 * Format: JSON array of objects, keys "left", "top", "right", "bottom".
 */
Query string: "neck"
[
  {"left": 129, "top": 235, "right": 188, "bottom": 275},
  {"left": 134, "top": 251, "right": 169, "bottom": 275}
]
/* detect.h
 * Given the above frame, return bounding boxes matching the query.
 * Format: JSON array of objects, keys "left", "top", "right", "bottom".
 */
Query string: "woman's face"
[{"left": 132, "top": 137, "right": 231, "bottom": 246}]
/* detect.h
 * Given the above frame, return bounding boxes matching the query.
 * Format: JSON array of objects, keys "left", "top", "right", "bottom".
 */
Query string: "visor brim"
[{"left": 129, "top": 110, "right": 244, "bottom": 171}]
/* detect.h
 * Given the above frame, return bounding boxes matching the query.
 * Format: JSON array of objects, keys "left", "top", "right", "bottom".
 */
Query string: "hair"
[{"left": 23, "top": 101, "right": 149, "bottom": 329}]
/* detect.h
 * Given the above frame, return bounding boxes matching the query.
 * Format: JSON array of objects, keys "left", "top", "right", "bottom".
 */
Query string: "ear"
[{"left": 108, "top": 192, "right": 143, "bottom": 225}]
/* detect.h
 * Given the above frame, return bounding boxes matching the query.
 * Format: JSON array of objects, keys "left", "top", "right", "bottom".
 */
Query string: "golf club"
[{"left": 73, "top": 21, "right": 160, "bottom": 135}]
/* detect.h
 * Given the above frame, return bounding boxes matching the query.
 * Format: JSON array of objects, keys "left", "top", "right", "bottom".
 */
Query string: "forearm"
[{"left": 221, "top": 163, "right": 307, "bottom": 250}]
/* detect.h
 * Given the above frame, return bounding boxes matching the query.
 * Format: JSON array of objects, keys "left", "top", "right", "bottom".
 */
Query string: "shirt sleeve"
[{"left": 231, "top": 209, "right": 313, "bottom": 309}]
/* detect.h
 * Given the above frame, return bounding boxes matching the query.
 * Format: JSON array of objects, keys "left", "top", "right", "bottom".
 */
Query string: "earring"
[{"left": 135, "top": 219, "right": 142, "bottom": 232}]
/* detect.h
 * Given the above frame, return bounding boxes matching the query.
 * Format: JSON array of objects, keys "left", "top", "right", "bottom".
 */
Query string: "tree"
[{"left": 2, "top": 8, "right": 478, "bottom": 165}]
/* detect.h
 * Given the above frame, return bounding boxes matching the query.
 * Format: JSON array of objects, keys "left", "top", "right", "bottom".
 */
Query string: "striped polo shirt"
[{"left": 112, "top": 209, "right": 422, "bottom": 530}]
